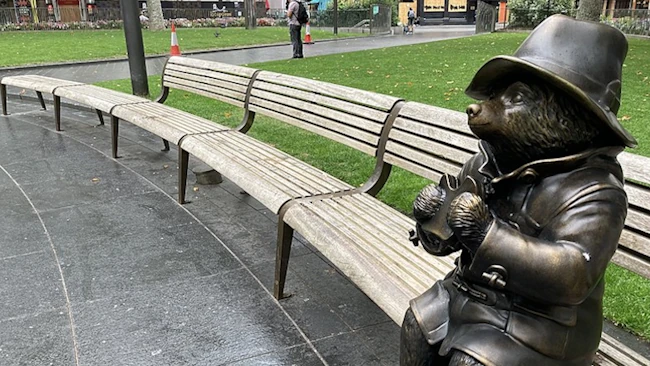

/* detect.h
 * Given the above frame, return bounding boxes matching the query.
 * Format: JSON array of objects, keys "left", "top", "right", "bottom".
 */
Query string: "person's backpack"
[{"left": 296, "top": 2, "right": 309, "bottom": 24}]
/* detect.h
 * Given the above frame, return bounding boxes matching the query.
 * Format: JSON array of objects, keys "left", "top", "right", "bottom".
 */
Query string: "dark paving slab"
[
  {"left": 0, "top": 308, "right": 76, "bottom": 366},
  {"left": 0, "top": 251, "right": 65, "bottom": 320},
  {"left": 72, "top": 270, "right": 306, "bottom": 365}
]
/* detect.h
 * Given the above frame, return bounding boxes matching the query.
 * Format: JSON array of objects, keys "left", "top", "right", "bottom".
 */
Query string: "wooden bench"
[
  {"left": 2, "top": 58, "right": 648, "bottom": 365},
  {"left": 276, "top": 100, "right": 650, "bottom": 365}
]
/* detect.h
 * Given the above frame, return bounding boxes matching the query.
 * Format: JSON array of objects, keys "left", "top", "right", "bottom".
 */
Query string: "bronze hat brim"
[{"left": 465, "top": 55, "right": 638, "bottom": 148}]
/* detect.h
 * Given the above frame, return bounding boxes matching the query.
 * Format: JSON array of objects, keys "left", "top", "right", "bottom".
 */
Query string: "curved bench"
[{"left": 2, "top": 58, "right": 649, "bottom": 365}]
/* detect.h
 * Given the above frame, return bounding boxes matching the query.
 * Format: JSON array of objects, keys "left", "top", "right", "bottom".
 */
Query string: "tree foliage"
[{"left": 508, "top": 0, "right": 575, "bottom": 28}]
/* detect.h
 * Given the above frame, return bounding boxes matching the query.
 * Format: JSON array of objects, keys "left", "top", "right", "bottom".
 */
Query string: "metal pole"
[
  {"left": 333, "top": 0, "right": 338, "bottom": 34},
  {"left": 120, "top": 0, "right": 149, "bottom": 97}
]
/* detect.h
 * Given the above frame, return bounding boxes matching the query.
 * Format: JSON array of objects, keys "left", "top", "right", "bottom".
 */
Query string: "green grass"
[
  {"left": 96, "top": 32, "right": 650, "bottom": 340},
  {"left": 1, "top": 27, "right": 360, "bottom": 67}
]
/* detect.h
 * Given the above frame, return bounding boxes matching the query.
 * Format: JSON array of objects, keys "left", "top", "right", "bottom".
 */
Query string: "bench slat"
[
  {"left": 385, "top": 140, "right": 463, "bottom": 180},
  {"left": 596, "top": 333, "right": 649, "bottom": 366},
  {"left": 393, "top": 116, "right": 480, "bottom": 153},
  {"left": 620, "top": 151, "right": 650, "bottom": 185},
  {"left": 248, "top": 101, "right": 378, "bottom": 156},
  {"left": 388, "top": 128, "right": 475, "bottom": 166},
  {"left": 255, "top": 71, "right": 400, "bottom": 112},
  {"left": 164, "top": 72, "right": 248, "bottom": 98},
  {"left": 166, "top": 56, "right": 258, "bottom": 78},
  {"left": 250, "top": 87, "right": 385, "bottom": 135},
  {"left": 164, "top": 63, "right": 253, "bottom": 87},
  {"left": 618, "top": 229, "right": 650, "bottom": 265},
  {"left": 397, "top": 101, "right": 475, "bottom": 136},
  {"left": 54, "top": 85, "right": 150, "bottom": 113},
  {"left": 253, "top": 79, "right": 390, "bottom": 124},
  {"left": 1, "top": 75, "right": 83, "bottom": 94},
  {"left": 111, "top": 103, "right": 227, "bottom": 145},
  {"left": 180, "top": 131, "right": 353, "bottom": 213},
  {"left": 165, "top": 80, "right": 246, "bottom": 108}
]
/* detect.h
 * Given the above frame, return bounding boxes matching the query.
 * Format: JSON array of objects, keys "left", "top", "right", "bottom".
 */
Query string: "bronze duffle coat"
[{"left": 412, "top": 141, "right": 628, "bottom": 366}]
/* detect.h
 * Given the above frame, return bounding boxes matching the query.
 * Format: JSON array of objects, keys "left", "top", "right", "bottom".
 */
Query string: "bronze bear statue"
[{"left": 400, "top": 15, "right": 637, "bottom": 366}]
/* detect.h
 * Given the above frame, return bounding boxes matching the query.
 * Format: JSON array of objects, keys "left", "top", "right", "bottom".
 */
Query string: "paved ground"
[
  {"left": 1, "top": 98, "right": 401, "bottom": 365},
  {"left": 2, "top": 26, "right": 649, "bottom": 365}
]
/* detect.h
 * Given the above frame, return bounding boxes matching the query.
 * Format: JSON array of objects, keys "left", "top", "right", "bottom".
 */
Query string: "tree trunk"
[
  {"left": 475, "top": 1, "right": 497, "bottom": 33},
  {"left": 245, "top": 0, "right": 257, "bottom": 29},
  {"left": 147, "top": 0, "right": 165, "bottom": 31},
  {"left": 576, "top": 0, "right": 603, "bottom": 21}
]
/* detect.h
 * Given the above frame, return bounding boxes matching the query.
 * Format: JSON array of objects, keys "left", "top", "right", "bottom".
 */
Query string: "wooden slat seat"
[
  {"left": 283, "top": 193, "right": 457, "bottom": 323},
  {"left": 54, "top": 84, "right": 150, "bottom": 113},
  {"left": 111, "top": 102, "right": 228, "bottom": 147},
  {"left": 1, "top": 75, "right": 83, "bottom": 94},
  {"left": 180, "top": 131, "right": 355, "bottom": 214},
  {"left": 0, "top": 75, "right": 84, "bottom": 120}
]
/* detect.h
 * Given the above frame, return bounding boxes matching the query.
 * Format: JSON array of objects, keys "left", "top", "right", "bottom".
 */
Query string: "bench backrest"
[
  {"left": 248, "top": 71, "right": 401, "bottom": 157},
  {"left": 388, "top": 101, "right": 650, "bottom": 281},
  {"left": 385, "top": 101, "right": 478, "bottom": 182},
  {"left": 161, "top": 56, "right": 258, "bottom": 109},
  {"left": 616, "top": 152, "right": 650, "bottom": 279}
]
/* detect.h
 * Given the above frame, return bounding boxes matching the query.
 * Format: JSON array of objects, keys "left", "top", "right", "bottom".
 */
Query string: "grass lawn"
[
  {"left": 1, "top": 27, "right": 359, "bottom": 67},
  {"left": 96, "top": 32, "right": 650, "bottom": 340}
]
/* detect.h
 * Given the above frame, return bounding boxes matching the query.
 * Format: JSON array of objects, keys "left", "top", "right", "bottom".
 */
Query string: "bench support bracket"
[
  {"left": 178, "top": 148, "right": 189, "bottom": 204},
  {"left": 1, "top": 84, "right": 7, "bottom": 115},
  {"left": 111, "top": 116, "right": 119, "bottom": 158},
  {"left": 96, "top": 109, "right": 105, "bottom": 125},
  {"left": 54, "top": 96, "right": 61, "bottom": 131},
  {"left": 274, "top": 220, "right": 294, "bottom": 299},
  {"left": 36, "top": 92, "right": 46, "bottom": 110}
]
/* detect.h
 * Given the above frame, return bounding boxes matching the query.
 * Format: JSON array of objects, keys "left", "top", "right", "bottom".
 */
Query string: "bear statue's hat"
[{"left": 465, "top": 14, "right": 637, "bottom": 148}]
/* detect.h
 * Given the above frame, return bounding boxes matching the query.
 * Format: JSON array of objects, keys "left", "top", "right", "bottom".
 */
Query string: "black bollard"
[{"left": 120, "top": 0, "right": 149, "bottom": 97}]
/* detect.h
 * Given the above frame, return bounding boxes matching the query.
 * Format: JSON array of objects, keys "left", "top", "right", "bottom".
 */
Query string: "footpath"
[{"left": 0, "top": 26, "right": 475, "bottom": 86}]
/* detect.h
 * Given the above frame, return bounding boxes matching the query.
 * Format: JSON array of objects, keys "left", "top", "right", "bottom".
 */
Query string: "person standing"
[
  {"left": 407, "top": 7, "right": 416, "bottom": 34},
  {"left": 287, "top": 0, "right": 303, "bottom": 58}
]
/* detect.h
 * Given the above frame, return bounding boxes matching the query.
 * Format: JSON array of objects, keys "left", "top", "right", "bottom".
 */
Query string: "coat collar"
[{"left": 477, "top": 140, "right": 624, "bottom": 186}]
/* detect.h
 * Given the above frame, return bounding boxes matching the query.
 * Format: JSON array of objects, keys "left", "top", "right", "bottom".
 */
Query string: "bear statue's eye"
[{"left": 511, "top": 93, "right": 524, "bottom": 104}]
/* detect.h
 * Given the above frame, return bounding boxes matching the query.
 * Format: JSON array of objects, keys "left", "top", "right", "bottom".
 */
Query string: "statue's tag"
[{"left": 421, "top": 174, "right": 482, "bottom": 241}]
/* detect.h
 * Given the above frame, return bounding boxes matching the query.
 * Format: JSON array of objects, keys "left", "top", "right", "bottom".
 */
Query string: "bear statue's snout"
[{"left": 466, "top": 104, "right": 481, "bottom": 118}]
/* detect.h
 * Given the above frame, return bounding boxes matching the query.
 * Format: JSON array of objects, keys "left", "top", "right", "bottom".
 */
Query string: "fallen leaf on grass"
[{"left": 621, "top": 115, "right": 632, "bottom": 121}]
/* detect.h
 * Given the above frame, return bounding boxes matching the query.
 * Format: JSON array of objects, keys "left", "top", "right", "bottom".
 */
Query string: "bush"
[
  {"left": 507, "top": 0, "right": 575, "bottom": 28},
  {"left": 602, "top": 16, "right": 650, "bottom": 36},
  {"left": 0, "top": 17, "right": 246, "bottom": 32}
]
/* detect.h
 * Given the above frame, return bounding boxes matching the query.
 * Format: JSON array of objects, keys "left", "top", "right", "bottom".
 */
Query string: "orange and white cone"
[
  {"left": 303, "top": 22, "right": 314, "bottom": 44},
  {"left": 170, "top": 23, "right": 181, "bottom": 56}
]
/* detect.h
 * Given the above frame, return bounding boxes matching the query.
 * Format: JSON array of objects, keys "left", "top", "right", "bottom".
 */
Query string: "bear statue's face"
[{"left": 465, "top": 80, "right": 605, "bottom": 172}]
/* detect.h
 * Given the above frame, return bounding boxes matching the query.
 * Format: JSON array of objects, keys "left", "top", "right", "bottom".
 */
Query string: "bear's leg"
[
  {"left": 400, "top": 307, "right": 449, "bottom": 366},
  {"left": 449, "top": 350, "right": 485, "bottom": 366}
]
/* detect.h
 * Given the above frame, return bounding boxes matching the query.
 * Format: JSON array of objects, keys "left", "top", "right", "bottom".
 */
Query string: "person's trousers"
[{"left": 290, "top": 24, "right": 303, "bottom": 57}]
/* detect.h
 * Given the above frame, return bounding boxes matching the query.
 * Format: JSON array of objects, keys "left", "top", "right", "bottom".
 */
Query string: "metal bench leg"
[
  {"left": 96, "top": 109, "right": 105, "bottom": 125},
  {"left": 54, "top": 96, "right": 61, "bottom": 131},
  {"left": 1, "top": 84, "right": 7, "bottom": 115},
  {"left": 274, "top": 221, "right": 294, "bottom": 299},
  {"left": 178, "top": 148, "right": 189, "bottom": 204},
  {"left": 111, "top": 116, "right": 119, "bottom": 159},
  {"left": 36, "top": 91, "right": 46, "bottom": 110},
  {"left": 162, "top": 139, "right": 170, "bottom": 152}
]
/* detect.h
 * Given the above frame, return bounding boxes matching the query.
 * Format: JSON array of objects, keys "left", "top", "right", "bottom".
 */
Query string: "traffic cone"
[
  {"left": 303, "top": 22, "right": 314, "bottom": 44},
  {"left": 170, "top": 23, "right": 181, "bottom": 56}
]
